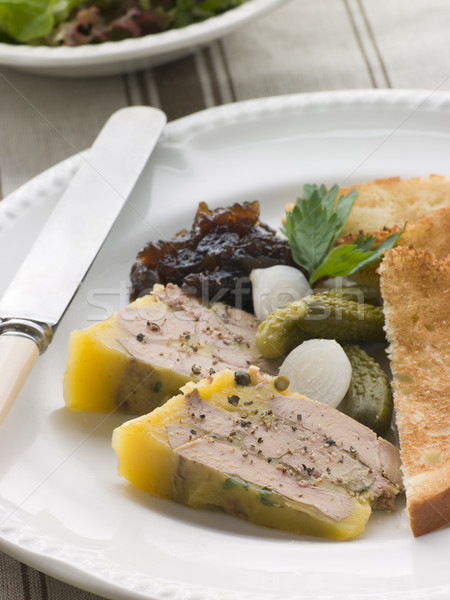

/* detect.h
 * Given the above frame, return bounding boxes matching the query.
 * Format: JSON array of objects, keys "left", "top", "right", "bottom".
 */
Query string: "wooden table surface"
[{"left": 0, "top": 0, "right": 449, "bottom": 597}]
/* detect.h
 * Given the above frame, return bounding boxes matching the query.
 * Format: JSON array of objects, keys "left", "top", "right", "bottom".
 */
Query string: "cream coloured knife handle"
[
  {"left": 0, "top": 319, "right": 53, "bottom": 424},
  {"left": 0, "top": 335, "right": 39, "bottom": 424}
]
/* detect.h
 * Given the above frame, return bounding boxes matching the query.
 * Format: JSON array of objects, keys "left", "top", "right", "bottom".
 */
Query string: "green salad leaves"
[
  {"left": 0, "top": 0, "right": 77, "bottom": 43},
  {"left": 0, "top": 0, "right": 248, "bottom": 46},
  {"left": 284, "top": 184, "right": 405, "bottom": 285}
]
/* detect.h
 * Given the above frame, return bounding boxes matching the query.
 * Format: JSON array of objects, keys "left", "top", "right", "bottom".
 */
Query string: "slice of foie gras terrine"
[
  {"left": 112, "top": 367, "right": 404, "bottom": 540},
  {"left": 64, "top": 284, "right": 278, "bottom": 414}
]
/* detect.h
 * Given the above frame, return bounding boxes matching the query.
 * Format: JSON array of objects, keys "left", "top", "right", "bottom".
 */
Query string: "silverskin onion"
[
  {"left": 250, "top": 265, "right": 312, "bottom": 321},
  {"left": 279, "top": 339, "right": 352, "bottom": 408}
]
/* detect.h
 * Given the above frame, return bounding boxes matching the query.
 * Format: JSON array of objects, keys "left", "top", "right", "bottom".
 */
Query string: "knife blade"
[{"left": 0, "top": 106, "right": 166, "bottom": 424}]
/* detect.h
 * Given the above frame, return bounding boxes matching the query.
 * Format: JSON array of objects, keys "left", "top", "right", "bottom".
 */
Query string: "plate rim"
[
  {"left": 3, "top": 87, "right": 450, "bottom": 219},
  {"left": 1, "top": 88, "right": 450, "bottom": 600}
]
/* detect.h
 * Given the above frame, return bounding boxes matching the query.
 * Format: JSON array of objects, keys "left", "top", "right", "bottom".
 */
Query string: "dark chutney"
[{"left": 130, "top": 201, "right": 303, "bottom": 312}]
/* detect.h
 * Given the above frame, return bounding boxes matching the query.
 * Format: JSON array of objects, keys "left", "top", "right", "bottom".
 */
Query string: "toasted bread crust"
[
  {"left": 379, "top": 247, "right": 450, "bottom": 536},
  {"left": 408, "top": 474, "right": 450, "bottom": 537}
]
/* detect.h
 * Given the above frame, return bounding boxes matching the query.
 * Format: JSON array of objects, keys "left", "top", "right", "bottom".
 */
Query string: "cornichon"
[
  {"left": 340, "top": 344, "right": 393, "bottom": 436},
  {"left": 321, "top": 285, "right": 381, "bottom": 306},
  {"left": 255, "top": 290, "right": 385, "bottom": 359}
]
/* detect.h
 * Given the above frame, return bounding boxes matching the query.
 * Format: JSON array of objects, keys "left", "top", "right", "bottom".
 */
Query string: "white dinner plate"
[
  {"left": 0, "top": 90, "right": 449, "bottom": 600},
  {"left": 0, "top": 0, "right": 288, "bottom": 77}
]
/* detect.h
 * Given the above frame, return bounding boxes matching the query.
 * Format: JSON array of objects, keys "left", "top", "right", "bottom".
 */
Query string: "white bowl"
[{"left": 0, "top": 0, "right": 289, "bottom": 78}]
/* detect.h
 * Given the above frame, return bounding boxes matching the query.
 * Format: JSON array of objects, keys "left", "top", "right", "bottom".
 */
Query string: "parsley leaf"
[
  {"left": 311, "top": 244, "right": 375, "bottom": 282},
  {"left": 284, "top": 184, "right": 405, "bottom": 285}
]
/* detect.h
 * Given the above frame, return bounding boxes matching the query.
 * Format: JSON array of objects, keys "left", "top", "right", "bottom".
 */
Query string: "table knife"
[{"left": 0, "top": 106, "right": 166, "bottom": 424}]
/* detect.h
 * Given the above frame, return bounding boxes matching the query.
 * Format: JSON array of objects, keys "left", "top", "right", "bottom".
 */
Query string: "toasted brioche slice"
[
  {"left": 339, "top": 175, "right": 450, "bottom": 235},
  {"left": 285, "top": 175, "right": 450, "bottom": 236},
  {"left": 379, "top": 247, "right": 450, "bottom": 536},
  {"left": 398, "top": 207, "right": 450, "bottom": 258}
]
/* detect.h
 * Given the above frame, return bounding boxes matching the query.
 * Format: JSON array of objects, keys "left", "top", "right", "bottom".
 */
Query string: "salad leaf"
[
  {"left": 0, "top": 0, "right": 82, "bottom": 43},
  {"left": 0, "top": 0, "right": 247, "bottom": 45},
  {"left": 284, "top": 184, "right": 405, "bottom": 285},
  {"left": 47, "top": 2, "right": 176, "bottom": 46},
  {"left": 173, "top": 0, "right": 245, "bottom": 27}
]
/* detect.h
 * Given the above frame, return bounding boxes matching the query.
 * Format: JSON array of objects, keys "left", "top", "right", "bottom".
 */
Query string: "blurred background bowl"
[{"left": 0, "top": 0, "right": 290, "bottom": 78}]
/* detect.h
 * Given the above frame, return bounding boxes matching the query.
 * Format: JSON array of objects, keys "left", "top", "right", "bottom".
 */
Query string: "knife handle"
[{"left": 0, "top": 335, "right": 39, "bottom": 424}]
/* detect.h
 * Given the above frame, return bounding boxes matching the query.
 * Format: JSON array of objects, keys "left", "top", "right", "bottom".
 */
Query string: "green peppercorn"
[
  {"left": 234, "top": 370, "right": 251, "bottom": 386},
  {"left": 274, "top": 375, "right": 290, "bottom": 391}
]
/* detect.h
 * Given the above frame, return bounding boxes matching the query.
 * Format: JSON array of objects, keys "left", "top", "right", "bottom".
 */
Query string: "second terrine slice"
[{"left": 112, "top": 367, "right": 403, "bottom": 540}]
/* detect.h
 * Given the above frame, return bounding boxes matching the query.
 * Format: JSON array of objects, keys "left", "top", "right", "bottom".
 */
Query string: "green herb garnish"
[{"left": 283, "top": 184, "right": 405, "bottom": 285}]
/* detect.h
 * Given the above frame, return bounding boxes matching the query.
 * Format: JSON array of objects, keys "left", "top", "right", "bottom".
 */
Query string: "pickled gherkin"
[
  {"left": 319, "top": 285, "right": 381, "bottom": 306},
  {"left": 255, "top": 301, "right": 309, "bottom": 359},
  {"left": 340, "top": 344, "right": 393, "bottom": 436},
  {"left": 255, "top": 291, "right": 385, "bottom": 359}
]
